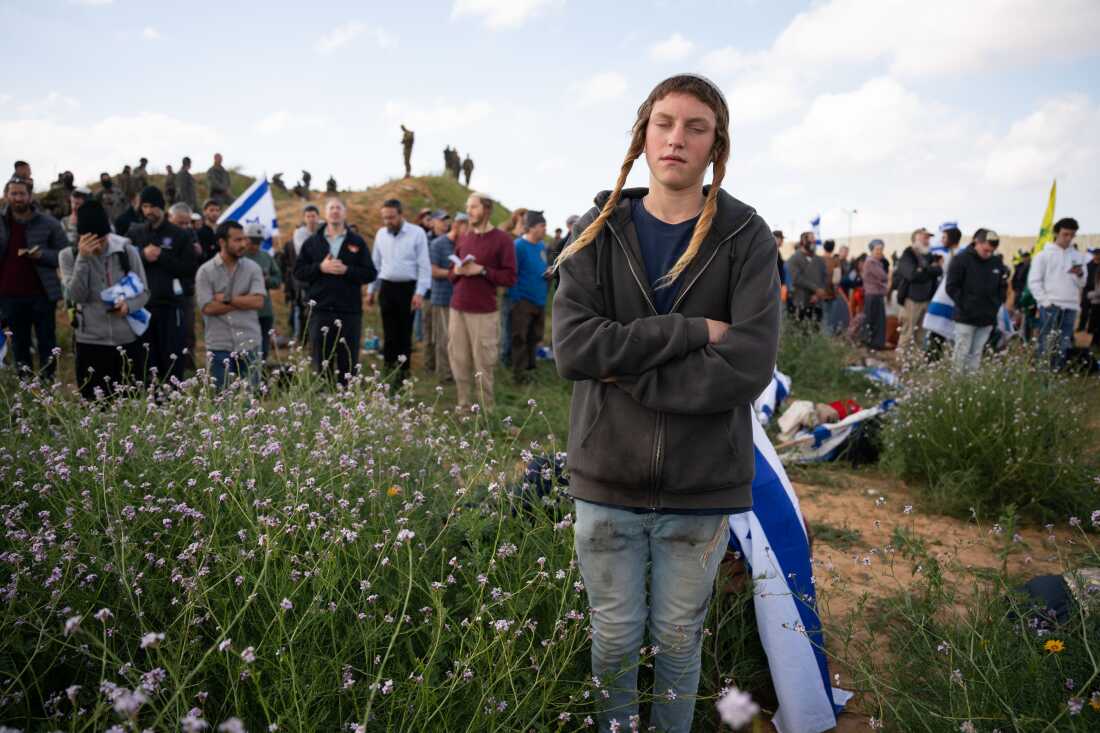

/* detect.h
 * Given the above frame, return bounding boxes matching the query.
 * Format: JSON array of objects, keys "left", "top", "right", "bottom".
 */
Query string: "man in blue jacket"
[
  {"left": 509, "top": 210, "right": 550, "bottom": 383},
  {"left": 0, "top": 176, "right": 67, "bottom": 378}
]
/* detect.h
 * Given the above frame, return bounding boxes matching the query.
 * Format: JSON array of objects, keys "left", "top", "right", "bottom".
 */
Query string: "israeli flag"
[
  {"left": 219, "top": 177, "right": 279, "bottom": 252},
  {"left": 844, "top": 365, "right": 898, "bottom": 387},
  {"left": 779, "top": 399, "right": 896, "bottom": 464},
  {"left": 810, "top": 214, "right": 821, "bottom": 246},
  {"left": 0, "top": 330, "right": 7, "bottom": 367},
  {"left": 100, "top": 271, "right": 151, "bottom": 337},
  {"left": 729, "top": 419, "right": 853, "bottom": 733},
  {"left": 923, "top": 246, "right": 958, "bottom": 340},
  {"left": 753, "top": 369, "right": 791, "bottom": 425}
]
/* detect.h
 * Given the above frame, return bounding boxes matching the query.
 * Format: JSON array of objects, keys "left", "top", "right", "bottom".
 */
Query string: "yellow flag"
[{"left": 1032, "top": 179, "right": 1056, "bottom": 256}]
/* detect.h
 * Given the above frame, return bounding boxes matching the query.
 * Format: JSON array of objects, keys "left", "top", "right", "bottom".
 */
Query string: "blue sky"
[{"left": 2, "top": 0, "right": 1098, "bottom": 239}]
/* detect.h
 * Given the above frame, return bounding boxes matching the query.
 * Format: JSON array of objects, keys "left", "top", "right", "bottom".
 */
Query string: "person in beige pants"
[{"left": 445, "top": 193, "right": 517, "bottom": 411}]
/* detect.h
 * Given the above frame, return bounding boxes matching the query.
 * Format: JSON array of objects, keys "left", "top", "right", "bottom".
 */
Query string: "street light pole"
[{"left": 841, "top": 208, "right": 858, "bottom": 249}]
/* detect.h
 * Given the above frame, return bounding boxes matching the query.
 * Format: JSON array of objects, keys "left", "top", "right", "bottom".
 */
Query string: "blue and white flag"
[
  {"left": 810, "top": 214, "right": 821, "bottom": 246},
  {"left": 753, "top": 368, "right": 791, "bottom": 425},
  {"left": 729, "top": 419, "right": 852, "bottom": 733},
  {"left": 0, "top": 330, "right": 7, "bottom": 367},
  {"left": 845, "top": 365, "right": 898, "bottom": 387},
  {"left": 923, "top": 245, "right": 959, "bottom": 340},
  {"left": 779, "top": 399, "right": 896, "bottom": 464},
  {"left": 219, "top": 177, "right": 279, "bottom": 252},
  {"left": 101, "top": 271, "right": 151, "bottom": 337}
]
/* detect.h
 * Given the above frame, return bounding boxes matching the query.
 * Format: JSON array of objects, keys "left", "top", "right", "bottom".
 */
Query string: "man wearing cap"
[
  {"left": 58, "top": 199, "right": 149, "bottom": 400},
  {"left": 509, "top": 210, "right": 550, "bottom": 383},
  {"left": 0, "top": 175, "right": 67, "bottom": 377},
  {"left": 282, "top": 203, "right": 322, "bottom": 341},
  {"left": 206, "top": 153, "right": 232, "bottom": 207},
  {"left": 1029, "top": 217, "right": 1086, "bottom": 370},
  {"left": 365, "top": 198, "right": 431, "bottom": 386},
  {"left": 294, "top": 196, "right": 377, "bottom": 385},
  {"left": 125, "top": 186, "right": 195, "bottom": 384},
  {"left": 195, "top": 220, "right": 266, "bottom": 389},
  {"left": 895, "top": 227, "right": 943, "bottom": 352},
  {"left": 428, "top": 212, "right": 467, "bottom": 383},
  {"left": 945, "top": 229, "right": 1008, "bottom": 372},
  {"left": 243, "top": 222, "right": 282, "bottom": 362}
]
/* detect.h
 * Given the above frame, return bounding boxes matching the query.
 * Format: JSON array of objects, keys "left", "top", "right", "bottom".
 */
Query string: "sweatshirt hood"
[{"left": 593, "top": 186, "right": 756, "bottom": 237}]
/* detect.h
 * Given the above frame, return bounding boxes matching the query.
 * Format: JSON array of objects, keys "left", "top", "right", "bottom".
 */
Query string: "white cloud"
[
  {"left": 314, "top": 22, "right": 396, "bottom": 54},
  {"left": 982, "top": 94, "right": 1100, "bottom": 187},
  {"left": 771, "top": 77, "right": 953, "bottom": 171},
  {"left": 255, "top": 109, "right": 330, "bottom": 136},
  {"left": 0, "top": 112, "right": 221, "bottom": 184},
  {"left": 450, "top": 0, "right": 558, "bottom": 30},
  {"left": 382, "top": 99, "right": 494, "bottom": 134},
  {"left": 141, "top": 26, "right": 160, "bottom": 41},
  {"left": 700, "top": 46, "right": 753, "bottom": 76},
  {"left": 569, "top": 72, "right": 628, "bottom": 109},
  {"left": 649, "top": 33, "right": 695, "bottom": 62},
  {"left": 773, "top": 0, "right": 1100, "bottom": 78},
  {"left": 15, "top": 92, "right": 80, "bottom": 117}
]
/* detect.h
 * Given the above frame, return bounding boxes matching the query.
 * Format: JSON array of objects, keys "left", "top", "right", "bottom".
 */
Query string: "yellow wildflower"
[
  {"left": 387, "top": 486, "right": 401, "bottom": 497},
  {"left": 1043, "top": 639, "right": 1065, "bottom": 654}
]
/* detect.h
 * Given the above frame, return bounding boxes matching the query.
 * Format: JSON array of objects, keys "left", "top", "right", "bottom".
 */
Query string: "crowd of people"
[
  {"left": 775, "top": 218, "right": 1097, "bottom": 372},
  {"left": 2, "top": 154, "right": 1096, "bottom": 407},
  {"left": 0, "top": 157, "right": 577, "bottom": 405}
]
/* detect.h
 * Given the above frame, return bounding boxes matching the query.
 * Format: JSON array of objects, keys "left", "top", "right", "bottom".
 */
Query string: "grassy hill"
[{"left": 50, "top": 170, "right": 512, "bottom": 244}]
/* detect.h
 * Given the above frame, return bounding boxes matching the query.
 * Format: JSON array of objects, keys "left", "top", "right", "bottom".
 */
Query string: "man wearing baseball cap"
[
  {"left": 243, "top": 222, "right": 282, "bottom": 363},
  {"left": 895, "top": 227, "right": 942, "bottom": 352}
]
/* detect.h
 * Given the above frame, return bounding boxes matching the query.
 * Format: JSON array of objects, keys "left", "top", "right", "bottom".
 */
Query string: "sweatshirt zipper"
[
  {"left": 606, "top": 221, "right": 658, "bottom": 316},
  {"left": 670, "top": 209, "right": 756, "bottom": 313}
]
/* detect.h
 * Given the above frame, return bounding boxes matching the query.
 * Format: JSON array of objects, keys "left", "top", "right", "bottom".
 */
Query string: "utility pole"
[{"left": 842, "top": 208, "right": 859, "bottom": 249}]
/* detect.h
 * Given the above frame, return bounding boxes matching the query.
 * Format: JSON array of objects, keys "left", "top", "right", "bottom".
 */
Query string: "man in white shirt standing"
[
  {"left": 1028, "top": 217, "right": 1086, "bottom": 370},
  {"left": 366, "top": 198, "right": 431, "bottom": 387}
]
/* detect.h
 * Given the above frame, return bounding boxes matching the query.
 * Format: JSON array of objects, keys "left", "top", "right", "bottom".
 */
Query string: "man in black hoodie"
[
  {"left": 293, "top": 196, "right": 377, "bottom": 385},
  {"left": 945, "top": 228, "right": 1007, "bottom": 372},
  {"left": 125, "top": 186, "right": 194, "bottom": 384}
]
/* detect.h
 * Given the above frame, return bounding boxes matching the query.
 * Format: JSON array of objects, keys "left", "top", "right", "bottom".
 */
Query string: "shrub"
[
  {"left": 881, "top": 351, "right": 1098, "bottom": 520},
  {"left": 776, "top": 323, "right": 881, "bottom": 405}
]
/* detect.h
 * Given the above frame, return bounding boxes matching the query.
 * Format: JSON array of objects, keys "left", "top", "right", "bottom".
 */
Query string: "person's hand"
[
  {"left": 543, "top": 267, "right": 554, "bottom": 280},
  {"left": 365, "top": 292, "right": 376, "bottom": 307},
  {"left": 143, "top": 244, "right": 161, "bottom": 262},
  {"left": 411, "top": 293, "right": 423, "bottom": 311},
  {"left": 815, "top": 288, "right": 826, "bottom": 300},
  {"left": 77, "top": 234, "right": 102, "bottom": 257},
  {"left": 113, "top": 299, "right": 129, "bottom": 317},
  {"left": 458, "top": 262, "right": 484, "bottom": 277},
  {"left": 320, "top": 254, "right": 347, "bottom": 275},
  {"left": 705, "top": 319, "right": 731, "bottom": 344}
]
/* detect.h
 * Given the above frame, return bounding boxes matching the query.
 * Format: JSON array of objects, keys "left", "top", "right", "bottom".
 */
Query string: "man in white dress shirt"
[{"left": 366, "top": 198, "right": 431, "bottom": 386}]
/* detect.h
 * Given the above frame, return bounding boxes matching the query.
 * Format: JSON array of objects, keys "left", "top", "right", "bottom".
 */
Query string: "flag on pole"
[
  {"left": 218, "top": 178, "right": 279, "bottom": 252},
  {"left": 1031, "top": 179, "right": 1056, "bottom": 257},
  {"left": 810, "top": 214, "right": 821, "bottom": 246},
  {"left": 728, "top": 419, "right": 853, "bottom": 733}
]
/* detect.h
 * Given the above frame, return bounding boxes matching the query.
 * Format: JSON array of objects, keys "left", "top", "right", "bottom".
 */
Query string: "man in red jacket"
[{"left": 447, "top": 192, "right": 516, "bottom": 411}]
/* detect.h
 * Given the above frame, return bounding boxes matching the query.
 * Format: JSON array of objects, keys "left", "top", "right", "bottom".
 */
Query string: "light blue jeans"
[
  {"left": 1036, "top": 305, "right": 1077, "bottom": 370},
  {"left": 208, "top": 349, "right": 260, "bottom": 391},
  {"left": 573, "top": 500, "right": 729, "bottom": 733},
  {"left": 952, "top": 323, "right": 991, "bottom": 373}
]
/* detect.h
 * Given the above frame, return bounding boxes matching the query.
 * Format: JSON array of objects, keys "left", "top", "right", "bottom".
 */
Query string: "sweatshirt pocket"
[
  {"left": 567, "top": 383, "right": 653, "bottom": 489},
  {"left": 660, "top": 407, "right": 752, "bottom": 494}
]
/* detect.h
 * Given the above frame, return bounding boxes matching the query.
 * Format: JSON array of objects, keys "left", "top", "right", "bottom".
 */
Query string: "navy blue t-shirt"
[{"left": 631, "top": 197, "right": 698, "bottom": 314}]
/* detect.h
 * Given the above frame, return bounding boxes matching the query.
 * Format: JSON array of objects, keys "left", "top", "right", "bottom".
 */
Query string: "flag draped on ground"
[
  {"left": 218, "top": 178, "right": 279, "bottom": 252},
  {"left": 1031, "top": 179, "right": 1057, "bottom": 257},
  {"left": 778, "top": 399, "right": 896, "bottom": 463},
  {"left": 728, "top": 419, "right": 853, "bottom": 733}
]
